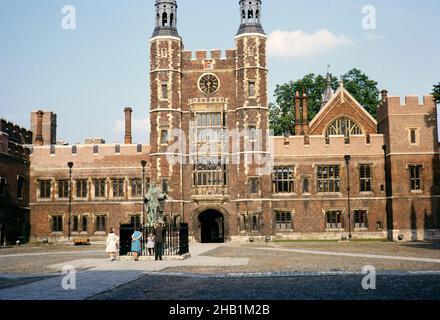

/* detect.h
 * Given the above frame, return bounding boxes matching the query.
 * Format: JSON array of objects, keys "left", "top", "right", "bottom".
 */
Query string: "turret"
[
  {"left": 152, "top": 0, "right": 179, "bottom": 38},
  {"left": 237, "top": 0, "right": 265, "bottom": 36}
]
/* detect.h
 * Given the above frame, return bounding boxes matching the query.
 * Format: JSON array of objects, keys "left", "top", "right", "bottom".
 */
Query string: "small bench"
[{"left": 73, "top": 238, "right": 90, "bottom": 246}]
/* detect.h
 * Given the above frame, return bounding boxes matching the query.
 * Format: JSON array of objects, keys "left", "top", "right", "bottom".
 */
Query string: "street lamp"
[
  {"left": 141, "top": 160, "right": 147, "bottom": 227},
  {"left": 344, "top": 155, "right": 352, "bottom": 240},
  {"left": 67, "top": 162, "right": 74, "bottom": 242}
]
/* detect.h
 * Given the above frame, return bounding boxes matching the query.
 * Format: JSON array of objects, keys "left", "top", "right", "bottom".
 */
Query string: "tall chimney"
[
  {"left": 302, "top": 93, "right": 310, "bottom": 144},
  {"left": 124, "top": 107, "right": 133, "bottom": 144},
  {"left": 381, "top": 90, "right": 388, "bottom": 103},
  {"left": 295, "top": 91, "right": 302, "bottom": 135},
  {"left": 35, "top": 110, "right": 44, "bottom": 146}
]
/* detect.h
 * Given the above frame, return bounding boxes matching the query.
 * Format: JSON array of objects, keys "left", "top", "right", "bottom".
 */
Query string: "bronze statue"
[{"left": 144, "top": 184, "right": 167, "bottom": 226}]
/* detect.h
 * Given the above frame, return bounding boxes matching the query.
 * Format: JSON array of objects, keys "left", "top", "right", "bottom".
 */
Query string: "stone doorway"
[{"left": 198, "top": 210, "right": 224, "bottom": 243}]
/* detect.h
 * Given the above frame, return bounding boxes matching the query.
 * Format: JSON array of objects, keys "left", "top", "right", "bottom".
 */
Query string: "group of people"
[{"left": 105, "top": 223, "right": 166, "bottom": 262}]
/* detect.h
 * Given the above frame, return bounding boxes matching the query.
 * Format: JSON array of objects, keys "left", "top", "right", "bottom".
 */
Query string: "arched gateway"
[{"left": 198, "top": 209, "right": 225, "bottom": 243}]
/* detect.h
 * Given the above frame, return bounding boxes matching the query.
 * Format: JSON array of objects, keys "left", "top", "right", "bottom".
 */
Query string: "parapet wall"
[
  {"left": 182, "top": 49, "right": 236, "bottom": 70},
  {"left": 377, "top": 95, "right": 436, "bottom": 122},
  {"left": 0, "top": 119, "right": 33, "bottom": 144},
  {"left": 273, "top": 135, "right": 384, "bottom": 157},
  {"left": 30, "top": 144, "right": 150, "bottom": 169}
]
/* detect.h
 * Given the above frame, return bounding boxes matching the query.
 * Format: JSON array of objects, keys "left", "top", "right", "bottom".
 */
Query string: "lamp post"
[
  {"left": 344, "top": 155, "right": 352, "bottom": 240},
  {"left": 67, "top": 162, "right": 74, "bottom": 242},
  {"left": 141, "top": 160, "right": 147, "bottom": 227}
]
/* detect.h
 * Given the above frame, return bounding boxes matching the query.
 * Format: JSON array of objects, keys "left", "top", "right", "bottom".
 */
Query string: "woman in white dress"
[{"left": 106, "top": 228, "right": 119, "bottom": 261}]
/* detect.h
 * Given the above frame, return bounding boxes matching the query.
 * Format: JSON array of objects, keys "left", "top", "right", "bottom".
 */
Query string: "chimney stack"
[
  {"left": 295, "top": 91, "right": 302, "bottom": 135},
  {"left": 381, "top": 90, "right": 388, "bottom": 103},
  {"left": 35, "top": 110, "right": 44, "bottom": 146},
  {"left": 124, "top": 107, "right": 133, "bottom": 144},
  {"left": 302, "top": 93, "right": 310, "bottom": 144}
]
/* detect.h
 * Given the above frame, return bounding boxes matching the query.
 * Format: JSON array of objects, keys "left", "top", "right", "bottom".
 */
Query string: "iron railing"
[{"left": 119, "top": 223, "right": 189, "bottom": 256}]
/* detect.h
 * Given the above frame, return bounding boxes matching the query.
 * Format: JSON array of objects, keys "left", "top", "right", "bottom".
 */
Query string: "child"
[{"left": 146, "top": 234, "right": 155, "bottom": 256}]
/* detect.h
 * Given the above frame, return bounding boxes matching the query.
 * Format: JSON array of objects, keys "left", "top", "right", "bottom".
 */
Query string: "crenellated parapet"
[
  {"left": 377, "top": 91, "right": 436, "bottom": 123},
  {"left": 0, "top": 119, "right": 33, "bottom": 145},
  {"left": 181, "top": 49, "right": 237, "bottom": 70}
]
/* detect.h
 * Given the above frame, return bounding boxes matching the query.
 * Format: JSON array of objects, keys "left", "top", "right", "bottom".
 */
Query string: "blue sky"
[{"left": 0, "top": 0, "right": 439, "bottom": 144}]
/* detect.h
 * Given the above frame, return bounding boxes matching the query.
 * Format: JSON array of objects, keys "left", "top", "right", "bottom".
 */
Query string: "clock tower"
[{"left": 148, "top": 0, "right": 270, "bottom": 241}]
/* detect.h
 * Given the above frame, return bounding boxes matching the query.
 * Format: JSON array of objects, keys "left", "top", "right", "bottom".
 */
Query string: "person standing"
[
  {"left": 106, "top": 228, "right": 119, "bottom": 262},
  {"left": 153, "top": 223, "right": 166, "bottom": 261},
  {"left": 146, "top": 234, "right": 155, "bottom": 256},
  {"left": 131, "top": 227, "right": 143, "bottom": 261}
]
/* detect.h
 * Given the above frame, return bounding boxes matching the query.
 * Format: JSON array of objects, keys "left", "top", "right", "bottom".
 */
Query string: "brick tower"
[
  {"left": 234, "top": 0, "right": 272, "bottom": 236},
  {"left": 149, "top": 0, "right": 184, "bottom": 223}
]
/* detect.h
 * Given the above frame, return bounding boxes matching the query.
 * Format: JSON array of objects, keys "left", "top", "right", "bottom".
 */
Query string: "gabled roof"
[{"left": 309, "top": 83, "right": 377, "bottom": 135}]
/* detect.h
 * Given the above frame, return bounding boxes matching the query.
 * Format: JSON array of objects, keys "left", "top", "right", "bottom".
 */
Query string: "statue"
[{"left": 144, "top": 184, "right": 168, "bottom": 226}]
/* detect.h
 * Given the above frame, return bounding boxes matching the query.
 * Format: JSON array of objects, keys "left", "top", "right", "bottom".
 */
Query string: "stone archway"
[{"left": 198, "top": 209, "right": 225, "bottom": 243}]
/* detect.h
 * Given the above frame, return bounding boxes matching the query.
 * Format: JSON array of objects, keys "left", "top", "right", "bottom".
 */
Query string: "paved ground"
[
  {"left": 0, "top": 241, "right": 440, "bottom": 300},
  {"left": 90, "top": 273, "right": 440, "bottom": 300}
]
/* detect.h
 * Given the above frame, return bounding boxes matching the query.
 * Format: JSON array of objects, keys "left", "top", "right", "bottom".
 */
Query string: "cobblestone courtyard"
[{"left": 1, "top": 241, "right": 440, "bottom": 300}]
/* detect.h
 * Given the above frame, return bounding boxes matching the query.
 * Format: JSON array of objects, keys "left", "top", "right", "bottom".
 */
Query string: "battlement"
[
  {"left": 0, "top": 118, "right": 33, "bottom": 145},
  {"left": 182, "top": 49, "right": 236, "bottom": 63},
  {"left": 377, "top": 93, "right": 437, "bottom": 123},
  {"left": 273, "top": 135, "right": 385, "bottom": 157},
  {"left": 386, "top": 95, "right": 436, "bottom": 109}
]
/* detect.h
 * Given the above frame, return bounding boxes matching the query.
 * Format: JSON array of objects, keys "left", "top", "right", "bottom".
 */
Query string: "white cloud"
[
  {"left": 267, "top": 29, "right": 355, "bottom": 58},
  {"left": 114, "top": 117, "right": 150, "bottom": 143}
]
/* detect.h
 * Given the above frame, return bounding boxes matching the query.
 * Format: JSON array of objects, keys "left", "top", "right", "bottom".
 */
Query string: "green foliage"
[
  {"left": 269, "top": 68, "right": 380, "bottom": 136},
  {"left": 433, "top": 83, "right": 440, "bottom": 104}
]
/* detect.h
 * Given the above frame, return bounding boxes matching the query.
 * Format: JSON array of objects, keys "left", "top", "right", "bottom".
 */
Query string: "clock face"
[{"left": 199, "top": 74, "right": 219, "bottom": 94}]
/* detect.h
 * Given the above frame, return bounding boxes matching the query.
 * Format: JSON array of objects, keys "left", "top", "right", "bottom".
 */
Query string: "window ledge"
[
  {"left": 410, "top": 190, "right": 424, "bottom": 194},
  {"left": 317, "top": 193, "right": 343, "bottom": 197},
  {"left": 94, "top": 232, "right": 106, "bottom": 236},
  {"left": 275, "top": 229, "right": 294, "bottom": 232},
  {"left": 50, "top": 232, "right": 63, "bottom": 235},
  {"left": 354, "top": 228, "right": 369, "bottom": 232},
  {"left": 272, "top": 193, "right": 297, "bottom": 197},
  {"left": 301, "top": 193, "right": 312, "bottom": 197},
  {"left": 325, "top": 228, "right": 345, "bottom": 232}
]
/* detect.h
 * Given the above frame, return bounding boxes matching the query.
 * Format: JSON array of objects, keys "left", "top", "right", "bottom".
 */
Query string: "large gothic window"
[{"left": 325, "top": 117, "right": 363, "bottom": 144}]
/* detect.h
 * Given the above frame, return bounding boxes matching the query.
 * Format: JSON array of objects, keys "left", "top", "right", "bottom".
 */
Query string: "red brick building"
[
  {"left": 28, "top": 0, "right": 440, "bottom": 243},
  {"left": 0, "top": 119, "right": 32, "bottom": 245}
]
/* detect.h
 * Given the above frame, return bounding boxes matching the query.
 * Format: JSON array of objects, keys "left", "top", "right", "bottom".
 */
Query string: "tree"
[
  {"left": 433, "top": 83, "right": 440, "bottom": 104},
  {"left": 269, "top": 68, "right": 380, "bottom": 136}
]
